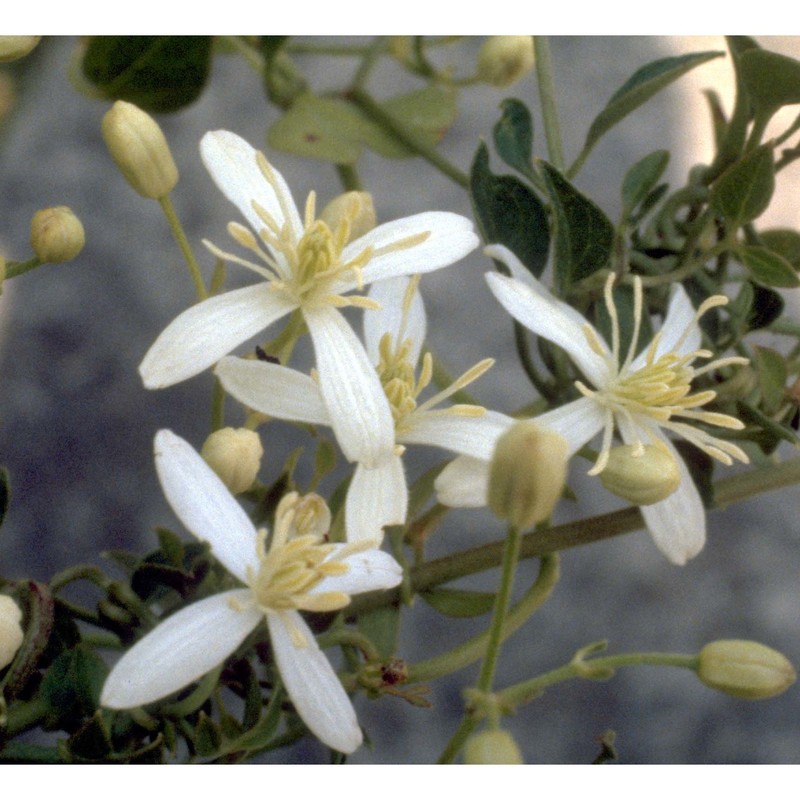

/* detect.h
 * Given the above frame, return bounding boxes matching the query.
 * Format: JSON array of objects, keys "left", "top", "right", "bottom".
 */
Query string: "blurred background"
[{"left": 0, "top": 35, "right": 798, "bottom": 764}]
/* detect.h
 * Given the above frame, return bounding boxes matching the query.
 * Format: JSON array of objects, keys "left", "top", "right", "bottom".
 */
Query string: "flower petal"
[
  {"left": 345, "top": 456, "right": 407, "bottom": 544},
  {"left": 139, "top": 284, "right": 296, "bottom": 389},
  {"left": 304, "top": 305, "right": 395, "bottom": 467},
  {"left": 633, "top": 283, "right": 700, "bottom": 368},
  {"left": 434, "top": 455, "right": 492, "bottom": 507},
  {"left": 485, "top": 247, "right": 610, "bottom": 387},
  {"left": 267, "top": 610, "right": 362, "bottom": 754},
  {"left": 101, "top": 589, "right": 260, "bottom": 709},
  {"left": 630, "top": 433, "right": 706, "bottom": 565},
  {"left": 215, "top": 357, "right": 331, "bottom": 425},
  {"left": 200, "top": 130, "right": 303, "bottom": 245},
  {"left": 315, "top": 546, "right": 404, "bottom": 595},
  {"left": 154, "top": 430, "right": 258, "bottom": 582},
  {"left": 533, "top": 397, "right": 607, "bottom": 457},
  {"left": 336, "top": 211, "right": 478, "bottom": 292},
  {"left": 401, "top": 410, "right": 514, "bottom": 460},
  {"left": 364, "top": 276, "right": 427, "bottom": 367}
]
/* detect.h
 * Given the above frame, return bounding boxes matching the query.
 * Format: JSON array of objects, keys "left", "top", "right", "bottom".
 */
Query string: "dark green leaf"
[
  {"left": 156, "top": 526, "right": 185, "bottom": 568},
  {"left": 539, "top": 161, "right": 614, "bottom": 294},
  {"left": 737, "top": 400, "right": 798, "bottom": 451},
  {"left": 582, "top": 51, "right": 724, "bottom": 158},
  {"left": 621, "top": 150, "right": 670, "bottom": 219},
  {"left": 470, "top": 142, "right": 550, "bottom": 277},
  {"left": 67, "top": 712, "right": 113, "bottom": 762},
  {"left": 710, "top": 143, "right": 775, "bottom": 226},
  {"left": 702, "top": 89, "right": 728, "bottom": 152},
  {"left": 759, "top": 228, "right": 800, "bottom": 268},
  {"left": 754, "top": 346, "right": 788, "bottom": 414},
  {"left": 420, "top": 587, "right": 496, "bottom": 618},
  {"left": 39, "top": 647, "right": 108, "bottom": 728},
  {"left": 492, "top": 98, "right": 534, "bottom": 176},
  {"left": 747, "top": 283, "right": 784, "bottom": 330},
  {"left": 740, "top": 48, "right": 800, "bottom": 114},
  {"left": 81, "top": 37, "right": 213, "bottom": 113},
  {"left": 357, "top": 604, "right": 401, "bottom": 658},
  {"left": 737, "top": 244, "right": 800, "bottom": 288},
  {"left": 193, "top": 712, "right": 222, "bottom": 757}
]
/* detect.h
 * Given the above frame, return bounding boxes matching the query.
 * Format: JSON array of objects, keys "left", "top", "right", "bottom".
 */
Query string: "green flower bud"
[
  {"left": 201, "top": 427, "right": 264, "bottom": 495},
  {"left": 697, "top": 639, "right": 796, "bottom": 700},
  {"left": 0, "top": 36, "right": 41, "bottom": 63},
  {"left": 488, "top": 420, "right": 568, "bottom": 529},
  {"left": 320, "top": 191, "right": 376, "bottom": 245},
  {"left": 599, "top": 444, "right": 680, "bottom": 505},
  {"left": 464, "top": 729, "right": 524, "bottom": 764},
  {"left": 30, "top": 206, "right": 85, "bottom": 263},
  {"left": 0, "top": 594, "right": 24, "bottom": 670},
  {"left": 102, "top": 101, "right": 178, "bottom": 199},
  {"left": 477, "top": 36, "right": 535, "bottom": 88}
]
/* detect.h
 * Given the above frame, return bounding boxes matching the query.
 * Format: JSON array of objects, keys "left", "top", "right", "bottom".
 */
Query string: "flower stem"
[
  {"left": 4, "top": 257, "right": 43, "bottom": 280},
  {"left": 159, "top": 195, "right": 208, "bottom": 301},
  {"left": 533, "top": 37, "right": 565, "bottom": 172}
]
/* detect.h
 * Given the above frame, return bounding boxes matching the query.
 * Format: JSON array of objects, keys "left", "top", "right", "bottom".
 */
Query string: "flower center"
[{"left": 574, "top": 273, "right": 749, "bottom": 475}]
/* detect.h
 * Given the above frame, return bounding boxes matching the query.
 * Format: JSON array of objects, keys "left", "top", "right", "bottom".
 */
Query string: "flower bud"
[
  {"left": 697, "top": 639, "right": 796, "bottom": 700},
  {"left": 102, "top": 101, "right": 178, "bottom": 199},
  {"left": 488, "top": 420, "right": 568, "bottom": 529},
  {"left": 201, "top": 427, "right": 263, "bottom": 495},
  {"left": 598, "top": 444, "right": 680, "bottom": 505},
  {"left": 464, "top": 729, "right": 523, "bottom": 764},
  {"left": 30, "top": 206, "right": 85, "bottom": 263},
  {"left": 275, "top": 491, "right": 332, "bottom": 541},
  {"left": 477, "top": 36, "right": 535, "bottom": 88},
  {"left": 0, "top": 594, "right": 24, "bottom": 670},
  {"left": 0, "top": 36, "right": 41, "bottom": 63},
  {"left": 320, "top": 191, "right": 376, "bottom": 245}
]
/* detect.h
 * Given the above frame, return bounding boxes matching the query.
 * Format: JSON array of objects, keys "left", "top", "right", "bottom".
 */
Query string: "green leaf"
[
  {"left": 420, "top": 587, "right": 496, "bottom": 618},
  {"left": 81, "top": 37, "right": 213, "bottom": 113},
  {"left": 710, "top": 143, "right": 775, "bottom": 226},
  {"left": 582, "top": 51, "right": 723, "bottom": 160},
  {"left": 470, "top": 142, "right": 550, "bottom": 277},
  {"left": 754, "top": 346, "right": 788, "bottom": 414},
  {"left": 747, "top": 282, "right": 784, "bottom": 330},
  {"left": 740, "top": 48, "right": 800, "bottom": 115},
  {"left": 492, "top": 98, "right": 534, "bottom": 176},
  {"left": 621, "top": 150, "right": 670, "bottom": 219},
  {"left": 737, "top": 244, "right": 800, "bottom": 288},
  {"left": 39, "top": 647, "right": 108, "bottom": 728},
  {"left": 357, "top": 605, "right": 401, "bottom": 659},
  {"left": 591, "top": 282, "right": 654, "bottom": 363},
  {"left": 759, "top": 228, "right": 800, "bottom": 268},
  {"left": 539, "top": 161, "right": 614, "bottom": 294}
]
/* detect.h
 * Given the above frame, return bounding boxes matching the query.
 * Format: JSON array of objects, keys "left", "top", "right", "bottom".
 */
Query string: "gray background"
[{"left": 0, "top": 36, "right": 798, "bottom": 764}]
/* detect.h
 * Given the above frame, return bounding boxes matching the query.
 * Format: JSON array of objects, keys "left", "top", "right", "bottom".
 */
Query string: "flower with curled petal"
[
  {"left": 215, "top": 276, "right": 509, "bottom": 544},
  {"left": 139, "top": 131, "right": 479, "bottom": 469},
  {"left": 436, "top": 244, "right": 749, "bottom": 565},
  {"left": 100, "top": 430, "right": 403, "bottom": 754}
]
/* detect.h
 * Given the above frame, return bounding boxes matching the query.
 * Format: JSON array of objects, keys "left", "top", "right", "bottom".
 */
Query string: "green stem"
[
  {"left": 222, "top": 36, "right": 265, "bottom": 72},
  {"left": 159, "top": 195, "right": 208, "bottom": 301},
  {"left": 3, "top": 696, "right": 50, "bottom": 737},
  {"left": 636, "top": 237, "right": 734, "bottom": 288},
  {"left": 211, "top": 377, "right": 226, "bottom": 432},
  {"left": 497, "top": 651, "right": 698, "bottom": 710},
  {"left": 438, "top": 716, "right": 478, "bottom": 764},
  {"left": 4, "top": 257, "right": 43, "bottom": 279},
  {"left": 408, "top": 554, "right": 559, "bottom": 683},
  {"left": 348, "top": 88, "right": 469, "bottom": 188},
  {"left": 476, "top": 525, "right": 522, "bottom": 693},
  {"left": 533, "top": 37, "right": 565, "bottom": 172},
  {"left": 335, "top": 163, "right": 363, "bottom": 192}
]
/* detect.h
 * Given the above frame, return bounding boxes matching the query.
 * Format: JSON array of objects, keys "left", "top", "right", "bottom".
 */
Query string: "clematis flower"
[
  {"left": 436, "top": 244, "right": 749, "bottom": 565},
  {"left": 139, "top": 131, "right": 479, "bottom": 469},
  {"left": 100, "top": 430, "right": 403, "bottom": 754},
  {"left": 215, "top": 276, "right": 510, "bottom": 543}
]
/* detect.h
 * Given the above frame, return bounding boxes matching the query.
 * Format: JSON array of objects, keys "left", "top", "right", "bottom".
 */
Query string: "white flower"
[
  {"left": 100, "top": 430, "right": 403, "bottom": 754},
  {"left": 437, "top": 244, "right": 749, "bottom": 565},
  {"left": 215, "top": 276, "right": 509, "bottom": 543},
  {"left": 139, "top": 131, "right": 479, "bottom": 469}
]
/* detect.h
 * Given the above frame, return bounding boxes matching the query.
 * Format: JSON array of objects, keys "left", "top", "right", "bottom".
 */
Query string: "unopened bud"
[
  {"left": 599, "top": 444, "right": 680, "bottom": 505},
  {"left": 30, "top": 206, "right": 85, "bottom": 263},
  {"left": 201, "top": 427, "right": 263, "bottom": 495},
  {"left": 320, "top": 191, "right": 376, "bottom": 244},
  {"left": 697, "top": 639, "right": 796, "bottom": 700},
  {"left": 477, "top": 36, "right": 535, "bottom": 88},
  {"left": 275, "top": 491, "right": 331, "bottom": 541},
  {"left": 102, "top": 101, "right": 178, "bottom": 199},
  {"left": 0, "top": 594, "right": 24, "bottom": 670},
  {"left": 0, "top": 36, "right": 41, "bottom": 63},
  {"left": 488, "top": 420, "right": 568, "bottom": 529},
  {"left": 464, "top": 729, "right": 523, "bottom": 764}
]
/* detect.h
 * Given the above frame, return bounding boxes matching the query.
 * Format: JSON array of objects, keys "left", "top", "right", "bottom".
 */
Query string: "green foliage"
[
  {"left": 759, "top": 228, "right": 800, "bottom": 268},
  {"left": 739, "top": 48, "right": 800, "bottom": 116},
  {"left": 621, "top": 150, "right": 670, "bottom": 220},
  {"left": 81, "top": 37, "right": 213, "bottom": 113},
  {"left": 420, "top": 587, "right": 496, "bottom": 618},
  {"left": 737, "top": 245, "right": 800, "bottom": 289},
  {"left": 470, "top": 141, "right": 550, "bottom": 276},
  {"left": 754, "top": 346, "right": 789, "bottom": 415},
  {"left": 539, "top": 162, "right": 614, "bottom": 295},
  {"left": 492, "top": 98, "right": 534, "bottom": 178},
  {"left": 710, "top": 143, "right": 775, "bottom": 227}
]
